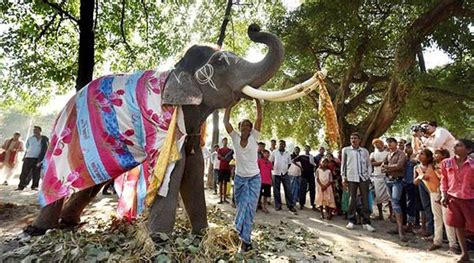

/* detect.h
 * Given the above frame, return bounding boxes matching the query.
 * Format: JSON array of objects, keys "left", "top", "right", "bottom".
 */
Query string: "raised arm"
[
  {"left": 254, "top": 99, "right": 263, "bottom": 132},
  {"left": 224, "top": 100, "right": 239, "bottom": 134}
]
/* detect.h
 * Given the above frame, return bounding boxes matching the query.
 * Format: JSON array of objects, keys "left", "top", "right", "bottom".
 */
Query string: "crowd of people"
[
  {"left": 0, "top": 115, "right": 472, "bottom": 259},
  {"left": 210, "top": 112, "right": 473, "bottom": 259}
]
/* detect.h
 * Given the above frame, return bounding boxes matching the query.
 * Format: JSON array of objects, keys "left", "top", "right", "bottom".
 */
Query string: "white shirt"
[
  {"left": 25, "top": 136, "right": 42, "bottom": 158},
  {"left": 341, "top": 146, "right": 372, "bottom": 182},
  {"left": 202, "top": 147, "right": 210, "bottom": 160},
  {"left": 288, "top": 161, "right": 302, "bottom": 176},
  {"left": 370, "top": 149, "right": 389, "bottom": 176},
  {"left": 229, "top": 129, "right": 260, "bottom": 177},
  {"left": 210, "top": 151, "right": 220, "bottom": 169},
  {"left": 270, "top": 149, "right": 292, "bottom": 176},
  {"left": 424, "top": 127, "right": 456, "bottom": 157}
]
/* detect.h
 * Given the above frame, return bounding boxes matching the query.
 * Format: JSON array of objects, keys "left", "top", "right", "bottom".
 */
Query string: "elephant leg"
[
  {"left": 60, "top": 182, "right": 107, "bottom": 226},
  {"left": 180, "top": 147, "right": 208, "bottom": 235},
  {"left": 147, "top": 153, "right": 186, "bottom": 234},
  {"left": 26, "top": 198, "right": 65, "bottom": 235}
]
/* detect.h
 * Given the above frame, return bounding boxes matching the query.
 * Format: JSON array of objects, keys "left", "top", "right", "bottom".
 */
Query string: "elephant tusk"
[
  {"left": 242, "top": 71, "right": 326, "bottom": 101},
  {"left": 242, "top": 72, "right": 320, "bottom": 100},
  {"left": 269, "top": 83, "right": 319, "bottom": 101}
]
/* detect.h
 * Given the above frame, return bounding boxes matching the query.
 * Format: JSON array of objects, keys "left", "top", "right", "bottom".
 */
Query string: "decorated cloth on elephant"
[{"left": 38, "top": 70, "right": 186, "bottom": 219}]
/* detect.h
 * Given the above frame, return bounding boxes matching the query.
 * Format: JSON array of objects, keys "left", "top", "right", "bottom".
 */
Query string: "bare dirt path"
[{"left": 1, "top": 179, "right": 471, "bottom": 262}]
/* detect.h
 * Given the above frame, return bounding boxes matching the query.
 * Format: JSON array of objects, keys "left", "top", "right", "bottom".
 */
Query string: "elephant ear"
[{"left": 162, "top": 71, "right": 203, "bottom": 105}]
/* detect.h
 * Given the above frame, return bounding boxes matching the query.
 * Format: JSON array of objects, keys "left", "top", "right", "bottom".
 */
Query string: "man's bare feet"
[
  {"left": 449, "top": 246, "right": 462, "bottom": 255},
  {"left": 399, "top": 235, "right": 408, "bottom": 242},
  {"left": 428, "top": 244, "right": 441, "bottom": 251},
  {"left": 456, "top": 254, "right": 470, "bottom": 263}
]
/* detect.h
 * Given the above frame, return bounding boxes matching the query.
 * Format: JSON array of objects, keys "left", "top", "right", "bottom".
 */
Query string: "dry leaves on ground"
[{"left": 1, "top": 206, "right": 332, "bottom": 262}]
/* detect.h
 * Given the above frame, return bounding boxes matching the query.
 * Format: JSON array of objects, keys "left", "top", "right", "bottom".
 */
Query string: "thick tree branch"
[
  {"left": 36, "top": 13, "right": 58, "bottom": 42},
  {"left": 216, "top": 0, "right": 233, "bottom": 48},
  {"left": 360, "top": 0, "right": 466, "bottom": 146},
  {"left": 345, "top": 76, "right": 385, "bottom": 113},
  {"left": 417, "top": 50, "right": 426, "bottom": 72},
  {"left": 351, "top": 72, "right": 390, "bottom": 83},
  {"left": 43, "top": 0, "right": 79, "bottom": 24},
  {"left": 94, "top": 0, "right": 99, "bottom": 30},
  {"left": 334, "top": 37, "right": 369, "bottom": 122},
  {"left": 211, "top": 0, "right": 234, "bottom": 164},
  {"left": 141, "top": 0, "right": 149, "bottom": 45},
  {"left": 120, "top": 0, "right": 134, "bottom": 56}
]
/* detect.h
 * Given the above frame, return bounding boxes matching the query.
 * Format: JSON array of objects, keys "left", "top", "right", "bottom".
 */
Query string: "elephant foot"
[
  {"left": 29, "top": 198, "right": 64, "bottom": 235},
  {"left": 191, "top": 226, "right": 208, "bottom": 236},
  {"left": 58, "top": 218, "right": 84, "bottom": 230},
  {"left": 149, "top": 232, "right": 171, "bottom": 245},
  {"left": 59, "top": 183, "right": 105, "bottom": 227},
  {"left": 23, "top": 225, "right": 49, "bottom": 236}
]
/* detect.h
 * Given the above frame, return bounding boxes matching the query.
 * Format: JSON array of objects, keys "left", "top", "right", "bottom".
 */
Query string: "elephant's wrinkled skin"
[{"left": 29, "top": 24, "right": 284, "bottom": 237}]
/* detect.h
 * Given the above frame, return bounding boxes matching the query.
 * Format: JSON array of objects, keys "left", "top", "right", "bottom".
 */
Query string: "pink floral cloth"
[{"left": 39, "top": 70, "right": 182, "bottom": 219}]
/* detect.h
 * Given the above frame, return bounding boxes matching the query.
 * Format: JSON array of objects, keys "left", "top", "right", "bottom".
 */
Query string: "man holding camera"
[
  {"left": 420, "top": 121, "right": 456, "bottom": 157},
  {"left": 411, "top": 121, "right": 456, "bottom": 157}
]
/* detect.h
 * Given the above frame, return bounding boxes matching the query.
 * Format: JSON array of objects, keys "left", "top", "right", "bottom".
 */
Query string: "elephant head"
[{"left": 162, "top": 24, "right": 285, "bottom": 110}]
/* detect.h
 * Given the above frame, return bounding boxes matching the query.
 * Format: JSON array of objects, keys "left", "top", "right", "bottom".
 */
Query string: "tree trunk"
[
  {"left": 75, "top": 0, "right": 95, "bottom": 91},
  {"left": 208, "top": 0, "right": 233, "bottom": 189}
]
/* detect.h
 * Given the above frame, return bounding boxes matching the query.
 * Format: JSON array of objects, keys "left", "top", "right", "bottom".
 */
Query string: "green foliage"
[
  {"left": 263, "top": 1, "right": 473, "bottom": 143},
  {"left": 0, "top": 1, "right": 276, "bottom": 112},
  {"left": 389, "top": 58, "right": 474, "bottom": 138},
  {"left": 0, "top": 1, "right": 471, "bottom": 144}
]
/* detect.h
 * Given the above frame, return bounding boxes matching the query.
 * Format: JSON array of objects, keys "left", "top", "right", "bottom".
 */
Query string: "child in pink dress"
[
  {"left": 316, "top": 158, "right": 336, "bottom": 219},
  {"left": 258, "top": 150, "right": 273, "bottom": 213}
]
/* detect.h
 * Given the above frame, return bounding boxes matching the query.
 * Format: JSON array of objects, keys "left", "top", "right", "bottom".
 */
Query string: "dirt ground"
[{"left": 0, "top": 177, "right": 472, "bottom": 262}]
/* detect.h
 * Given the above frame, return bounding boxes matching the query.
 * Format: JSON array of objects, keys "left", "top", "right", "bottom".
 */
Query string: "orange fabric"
[{"left": 415, "top": 164, "right": 440, "bottom": 193}]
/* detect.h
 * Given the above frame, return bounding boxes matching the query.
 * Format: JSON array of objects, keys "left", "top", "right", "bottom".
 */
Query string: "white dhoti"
[{"left": 371, "top": 174, "right": 391, "bottom": 204}]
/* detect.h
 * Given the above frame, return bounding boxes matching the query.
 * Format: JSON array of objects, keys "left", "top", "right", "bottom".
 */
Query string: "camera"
[{"left": 410, "top": 124, "right": 426, "bottom": 133}]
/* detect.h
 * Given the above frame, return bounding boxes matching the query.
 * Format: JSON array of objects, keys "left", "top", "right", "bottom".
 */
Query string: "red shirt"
[
  {"left": 258, "top": 158, "right": 273, "bottom": 185},
  {"left": 217, "top": 147, "right": 231, "bottom": 171},
  {"left": 440, "top": 157, "right": 474, "bottom": 200}
]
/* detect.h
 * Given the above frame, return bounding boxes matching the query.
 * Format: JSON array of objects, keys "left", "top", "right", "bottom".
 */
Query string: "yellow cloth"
[
  {"left": 317, "top": 73, "right": 340, "bottom": 149},
  {"left": 146, "top": 108, "right": 181, "bottom": 206}
]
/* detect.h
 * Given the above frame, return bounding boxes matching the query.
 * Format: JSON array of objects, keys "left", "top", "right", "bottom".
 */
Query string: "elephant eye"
[{"left": 213, "top": 58, "right": 224, "bottom": 66}]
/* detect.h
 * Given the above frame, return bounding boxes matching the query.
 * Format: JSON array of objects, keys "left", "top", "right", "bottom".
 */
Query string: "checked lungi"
[{"left": 234, "top": 174, "right": 261, "bottom": 244}]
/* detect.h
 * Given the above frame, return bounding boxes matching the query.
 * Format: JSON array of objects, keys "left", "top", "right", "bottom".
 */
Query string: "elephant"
[{"left": 25, "top": 24, "right": 284, "bottom": 237}]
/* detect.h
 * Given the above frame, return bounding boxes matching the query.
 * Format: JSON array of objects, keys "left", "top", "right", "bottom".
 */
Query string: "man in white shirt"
[
  {"left": 370, "top": 139, "right": 391, "bottom": 220},
  {"left": 420, "top": 121, "right": 456, "bottom": 157},
  {"left": 341, "top": 132, "right": 375, "bottom": 232},
  {"left": 270, "top": 140, "right": 297, "bottom": 213},
  {"left": 210, "top": 144, "right": 220, "bottom": 194},
  {"left": 16, "top": 126, "right": 49, "bottom": 191}
]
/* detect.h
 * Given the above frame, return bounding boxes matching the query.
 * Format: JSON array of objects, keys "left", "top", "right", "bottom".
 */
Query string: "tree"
[
  {"left": 389, "top": 57, "right": 474, "bottom": 138},
  {"left": 263, "top": 0, "right": 472, "bottom": 148},
  {"left": 0, "top": 1, "right": 271, "bottom": 112},
  {"left": 0, "top": 1, "right": 196, "bottom": 109}
]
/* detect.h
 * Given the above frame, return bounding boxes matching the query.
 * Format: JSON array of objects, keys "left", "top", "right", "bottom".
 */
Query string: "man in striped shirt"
[{"left": 341, "top": 132, "right": 375, "bottom": 232}]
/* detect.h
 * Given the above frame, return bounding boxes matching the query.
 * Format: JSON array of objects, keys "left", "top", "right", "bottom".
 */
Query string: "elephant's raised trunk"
[{"left": 245, "top": 24, "right": 285, "bottom": 88}]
